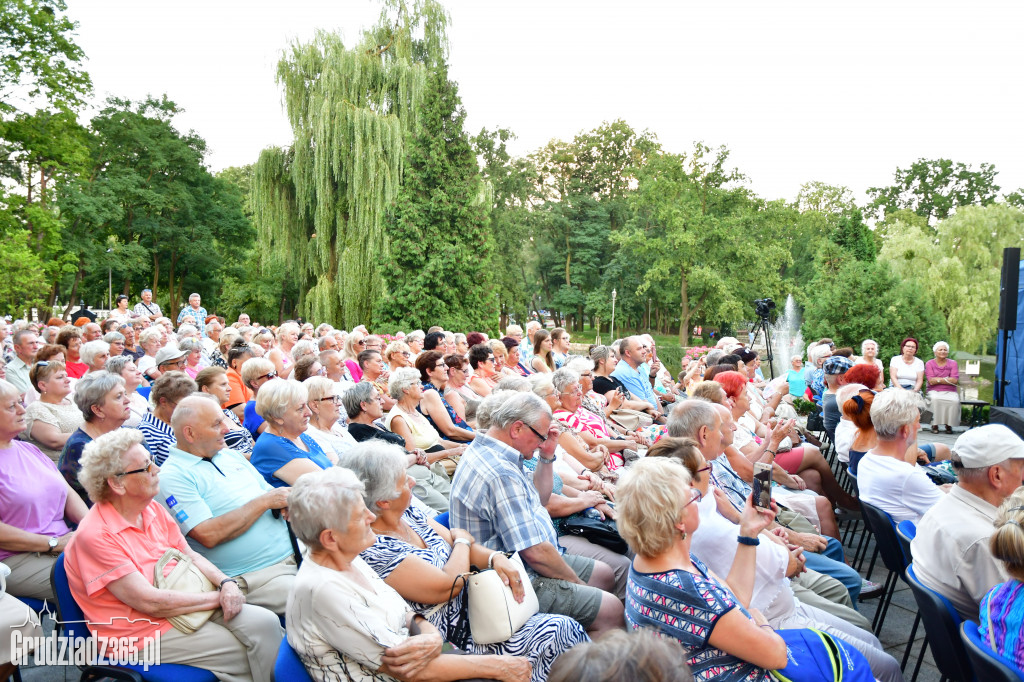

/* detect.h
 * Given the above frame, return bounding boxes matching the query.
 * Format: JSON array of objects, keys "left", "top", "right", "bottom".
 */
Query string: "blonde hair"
[
  {"left": 255, "top": 378, "right": 307, "bottom": 423},
  {"left": 990, "top": 488, "right": 1024, "bottom": 581},
  {"left": 616, "top": 457, "right": 692, "bottom": 558},
  {"left": 240, "top": 356, "right": 275, "bottom": 390}
]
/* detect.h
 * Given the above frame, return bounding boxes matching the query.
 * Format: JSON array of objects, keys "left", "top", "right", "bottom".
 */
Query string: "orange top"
[{"left": 225, "top": 366, "right": 253, "bottom": 408}]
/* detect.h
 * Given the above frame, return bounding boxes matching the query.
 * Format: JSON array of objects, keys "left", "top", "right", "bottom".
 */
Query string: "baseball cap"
[
  {"left": 953, "top": 424, "right": 1024, "bottom": 468},
  {"left": 155, "top": 347, "right": 190, "bottom": 366}
]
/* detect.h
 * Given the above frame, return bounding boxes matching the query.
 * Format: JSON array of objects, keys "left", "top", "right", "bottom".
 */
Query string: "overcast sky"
[{"left": 70, "top": 0, "right": 1024, "bottom": 205}]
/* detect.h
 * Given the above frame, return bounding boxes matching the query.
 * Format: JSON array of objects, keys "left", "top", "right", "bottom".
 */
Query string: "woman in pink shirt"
[{"left": 925, "top": 341, "right": 960, "bottom": 434}]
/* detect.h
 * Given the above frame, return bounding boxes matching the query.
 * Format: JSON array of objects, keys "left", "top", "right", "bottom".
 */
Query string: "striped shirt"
[{"left": 139, "top": 412, "right": 177, "bottom": 465}]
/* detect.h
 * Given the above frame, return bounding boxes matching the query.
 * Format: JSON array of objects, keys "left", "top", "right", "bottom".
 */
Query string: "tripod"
[{"left": 751, "top": 316, "right": 776, "bottom": 380}]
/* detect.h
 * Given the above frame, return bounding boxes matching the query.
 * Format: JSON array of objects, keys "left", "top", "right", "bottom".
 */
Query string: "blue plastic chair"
[
  {"left": 434, "top": 511, "right": 450, "bottom": 528},
  {"left": 895, "top": 520, "right": 917, "bottom": 577},
  {"left": 275, "top": 637, "right": 314, "bottom": 682},
  {"left": 51, "top": 552, "right": 217, "bottom": 682},
  {"left": 961, "top": 621, "right": 1024, "bottom": 682},
  {"left": 905, "top": 563, "right": 976, "bottom": 682}
]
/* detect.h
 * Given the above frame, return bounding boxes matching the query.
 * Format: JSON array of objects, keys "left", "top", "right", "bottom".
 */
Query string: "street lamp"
[
  {"left": 106, "top": 248, "right": 113, "bottom": 312},
  {"left": 610, "top": 288, "right": 617, "bottom": 341}
]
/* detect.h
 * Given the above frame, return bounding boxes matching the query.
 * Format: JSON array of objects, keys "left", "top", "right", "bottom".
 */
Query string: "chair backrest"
[
  {"left": 961, "top": 621, "right": 1024, "bottom": 682},
  {"left": 905, "top": 563, "right": 976, "bottom": 682},
  {"left": 276, "top": 637, "right": 314, "bottom": 682},
  {"left": 860, "top": 501, "right": 909, "bottom": 575},
  {"left": 896, "top": 520, "right": 917, "bottom": 565},
  {"left": 51, "top": 552, "right": 92, "bottom": 642},
  {"left": 434, "top": 511, "right": 450, "bottom": 529}
]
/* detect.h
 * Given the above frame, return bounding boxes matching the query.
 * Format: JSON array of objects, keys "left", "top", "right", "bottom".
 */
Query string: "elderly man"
[
  {"left": 521, "top": 320, "right": 541, "bottom": 360},
  {"left": 319, "top": 350, "right": 348, "bottom": 384},
  {"left": 82, "top": 322, "right": 103, "bottom": 343},
  {"left": 450, "top": 392, "right": 623, "bottom": 636},
  {"left": 912, "top": 424, "right": 1024, "bottom": 621},
  {"left": 203, "top": 318, "right": 223, "bottom": 356},
  {"left": 317, "top": 334, "right": 339, "bottom": 352},
  {"left": 133, "top": 288, "right": 162, "bottom": 321},
  {"left": 177, "top": 293, "right": 208, "bottom": 332},
  {"left": 236, "top": 313, "right": 251, "bottom": 327},
  {"left": 159, "top": 395, "right": 296, "bottom": 615},
  {"left": 5, "top": 329, "right": 41, "bottom": 397},
  {"left": 610, "top": 336, "right": 661, "bottom": 414}
]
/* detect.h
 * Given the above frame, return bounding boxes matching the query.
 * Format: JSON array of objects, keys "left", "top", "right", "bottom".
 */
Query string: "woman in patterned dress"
[{"left": 339, "top": 442, "right": 589, "bottom": 682}]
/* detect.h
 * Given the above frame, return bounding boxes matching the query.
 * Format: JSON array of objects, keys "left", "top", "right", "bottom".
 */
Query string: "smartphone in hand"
[{"left": 752, "top": 462, "right": 772, "bottom": 510}]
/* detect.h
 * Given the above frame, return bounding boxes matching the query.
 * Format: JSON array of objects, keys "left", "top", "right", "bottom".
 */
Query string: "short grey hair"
[
  {"left": 551, "top": 368, "right": 580, "bottom": 395},
  {"left": 565, "top": 357, "right": 594, "bottom": 374},
  {"left": 388, "top": 367, "right": 421, "bottom": 400},
  {"left": 476, "top": 390, "right": 517, "bottom": 430},
  {"left": 291, "top": 340, "right": 318, "bottom": 362},
  {"left": 932, "top": 340, "right": 950, "bottom": 354},
  {"left": 176, "top": 324, "right": 199, "bottom": 340},
  {"left": 809, "top": 344, "right": 831, "bottom": 365},
  {"left": 529, "top": 374, "right": 555, "bottom": 400},
  {"left": 495, "top": 375, "right": 531, "bottom": 392},
  {"left": 103, "top": 332, "right": 125, "bottom": 345},
  {"left": 667, "top": 399, "right": 719, "bottom": 440},
  {"left": 78, "top": 429, "right": 145, "bottom": 504},
  {"left": 139, "top": 327, "right": 163, "bottom": 347},
  {"left": 337, "top": 442, "right": 406, "bottom": 510},
  {"left": 74, "top": 371, "right": 125, "bottom": 422},
  {"left": 255, "top": 378, "right": 307, "bottom": 423},
  {"left": 343, "top": 381, "right": 377, "bottom": 419},
  {"left": 861, "top": 339, "right": 878, "bottom": 354},
  {"left": 488, "top": 392, "right": 550, "bottom": 431},
  {"left": 0, "top": 379, "right": 19, "bottom": 402},
  {"left": 104, "top": 355, "right": 134, "bottom": 377},
  {"left": 205, "top": 320, "right": 222, "bottom": 334},
  {"left": 453, "top": 333, "right": 467, "bottom": 346},
  {"left": 870, "top": 388, "right": 925, "bottom": 440},
  {"left": 506, "top": 324, "right": 523, "bottom": 337},
  {"left": 704, "top": 349, "right": 725, "bottom": 367},
  {"left": 288, "top": 467, "right": 366, "bottom": 550},
  {"left": 406, "top": 330, "right": 425, "bottom": 344},
  {"left": 80, "top": 340, "right": 110, "bottom": 367},
  {"left": 178, "top": 337, "right": 202, "bottom": 354}
]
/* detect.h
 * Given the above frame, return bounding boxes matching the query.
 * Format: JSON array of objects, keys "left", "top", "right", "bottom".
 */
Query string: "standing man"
[
  {"left": 6, "top": 330, "right": 42, "bottom": 397},
  {"left": 236, "top": 313, "right": 251, "bottom": 327},
  {"left": 133, "top": 288, "right": 163, "bottom": 322},
  {"left": 177, "top": 293, "right": 208, "bottom": 332}
]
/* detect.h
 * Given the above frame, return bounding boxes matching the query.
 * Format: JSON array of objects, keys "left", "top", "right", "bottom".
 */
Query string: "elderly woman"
[
  {"left": 67, "top": 429, "right": 282, "bottom": 680},
  {"left": 857, "top": 388, "right": 947, "bottom": 523},
  {"left": 240, "top": 356, "right": 276, "bottom": 439},
  {"left": 453, "top": 333, "right": 469, "bottom": 355},
  {"left": 386, "top": 367, "right": 467, "bottom": 475},
  {"left": 104, "top": 355, "right": 149, "bottom": 428},
  {"left": 405, "top": 330, "right": 426, "bottom": 357},
  {"left": 502, "top": 337, "right": 532, "bottom": 377},
  {"left": 59, "top": 371, "right": 132, "bottom": 501},
  {"left": 531, "top": 374, "right": 614, "bottom": 475},
  {"left": 0, "top": 379, "right": 87, "bottom": 601},
  {"left": 384, "top": 340, "right": 413, "bottom": 376},
  {"left": 341, "top": 443, "right": 589, "bottom": 681},
  {"left": 80, "top": 340, "right": 111, "bottom": 374},
  {"left": 925, "top": 341, "right": 960, "bottom": 434},
  {"left": 195, "top": 366, "right": 257, "bottom": 458},
  {"left": 211, "top": 326, "right": 240, "bottom": 369},
  {"left": 889, "top": 337, "right": 924, "bottom": 392},
  {"left": 23, "top": 361, "right": 82, "bottom": 462},
  {"left": 467, "top": 344, "right": 501, "bottom": 397},
  {"left": 341, "top": 330, "right": 367, "bottom": 382},
  {"left": 415, "top": 351, "right": 474, "bottom": 446},
  {"left": 443, "top": 354, "right": 479, "bottom": 423},
  {"left": 304, "top": 376, "right": 357, "bottom": 463},
  {"left": 551, "top": 368, "right": 638, "bottom": 470},
  {"left": 178, "top": 337, "right": 204, "bottom": 379},
  {"left": 57, "top": 326, "right": 88, "bottom": 379},
  {"left": 488, "top": 339, "right": 516, "bottom": 379},
  {"left": 103, "top": 331, "right": 126, "bottom": 357},
  {"left": 343, "top": 381, "right": 452, "bottom": 513},
  {"left": 565, "top": 357, "right": 644, "bottom": 444},
  {"left": 253, "top": 329, "right": 275, "bottom": 354},
  {"left": 530, "top": 329, "right": 554, "bottom": 374},
  {"left": 291, "top": 340, "right": 319, "bottom": 366},
  {"left": 107, "top": 294, "right": 133, "bottom": 324},
  {"left": 250, "top": 379, "right": 333, "bottom": 488},
  {"left": 136, "top": 326, "right": 165, "bottom": 383},
  {"left": 292, "top": 354, "right": 324, "bottom": 383},
  {"left": 804, "top": 343, "right": 832, "bottom": 405},
  {"left": 618, "top": 458, "right": 788, "bottom": 681},
  {"left": 139, "top": 371, "right": 196, "bottom": 466},
  {"left": 285, "top": 467, "right": 531, "bottom": 682},
  {"left": 268, "top": 321, "right": 299, "bottom": 380},
  {"left": 857, "top": 339, "right": 884, "bottom": 374}
]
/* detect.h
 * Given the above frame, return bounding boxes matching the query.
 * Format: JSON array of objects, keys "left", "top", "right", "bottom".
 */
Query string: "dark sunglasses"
[{"left": 118, "top": 459, "right": 156, "bottom": 477}]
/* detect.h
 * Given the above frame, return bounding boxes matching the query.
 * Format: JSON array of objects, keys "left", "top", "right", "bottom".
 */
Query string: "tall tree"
[
  {"left": 867, "top": 158, "right": 1000, "bottom": 225},
  {"left": 252, "top": 0, "right": 449, "bottom": 328},
  {"left": 375, "top": 62, "right": 495, "bottom": 332}
]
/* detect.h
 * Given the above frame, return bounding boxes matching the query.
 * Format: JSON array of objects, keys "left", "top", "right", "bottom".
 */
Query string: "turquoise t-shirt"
[{"left": 787, "top": 369, "right": 807, "bottom": 398}]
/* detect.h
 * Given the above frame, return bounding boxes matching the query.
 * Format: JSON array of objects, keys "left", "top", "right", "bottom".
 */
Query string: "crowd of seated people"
[{"left": 5, "top": 299, "right": 1024, "bottom": 682}]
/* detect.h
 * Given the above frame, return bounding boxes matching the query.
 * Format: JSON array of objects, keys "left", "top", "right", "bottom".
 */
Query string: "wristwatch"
[
  {"left": 47, "top": 536, "right": 59, "bottom": 553},
  {"left": 537, "top": 453, "right": 557, "bottom": 464}
]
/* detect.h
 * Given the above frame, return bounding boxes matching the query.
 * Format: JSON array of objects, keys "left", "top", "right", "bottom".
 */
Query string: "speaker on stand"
[{"left": 997, "top": 247, "right": 1020, "bottom": 407}]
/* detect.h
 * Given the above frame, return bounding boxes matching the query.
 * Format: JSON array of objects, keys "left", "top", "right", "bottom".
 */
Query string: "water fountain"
[{"left": 769, "top": 295, "right": 804, "bottom": 378}]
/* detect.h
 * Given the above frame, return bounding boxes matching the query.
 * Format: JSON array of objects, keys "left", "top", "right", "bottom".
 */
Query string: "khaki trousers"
[
  {"left": 792, "top": 570, "right": 871, "bottom": 631},
  {"left": 3, "top": 553, "right": 57, "bottom": 601},
  {"left": 0, "top": 593, "right": 43, "bottom": 664},
  {"left": 233, "top": 557, "right": 296, "bottom": 616}
]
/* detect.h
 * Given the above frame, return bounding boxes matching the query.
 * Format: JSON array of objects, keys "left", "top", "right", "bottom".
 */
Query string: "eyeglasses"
[
  {"left": 524, "top": 422, "right": 548, "bottom": 442},
  {"left": 696, "top": 464, "right": 712, "bottom": 475},
  {"left": 560, "top": 388, "right": 583, "bottom": 397},
  {"left": 257, "top": 370, "right": 278, "bottom": 381},
  {"left": 683, "top": 487, "right": 703, "bottom": 508},
  {"left": 118, "top": 458, "right": 156, "bottom": 477},
  {"left": 434, "top": 362, "right": 446, "bottom": 369},
  {"left": 356, "top": 340, "right": 366, "bottom": 346},
  {"left": 318, "top": 396, "right": 343, "bottom": 405}
]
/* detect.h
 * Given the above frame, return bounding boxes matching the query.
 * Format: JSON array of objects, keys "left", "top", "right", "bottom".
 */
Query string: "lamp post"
[
  {"left": 610, "top": 289, "right": 617, "bottom": 341},
  {"left": 106, "top": 248, "right": 113, "bottom": 312}
]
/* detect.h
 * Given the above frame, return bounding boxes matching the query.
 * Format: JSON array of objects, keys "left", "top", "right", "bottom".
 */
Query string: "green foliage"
[
  {"left": 867, "top": 158, "right": 1000, "bottom": 225},
  {"left": 374, "top": 62, "right": 496, "bottom": 332},
  {"left": 832, "top": 208, "right": 876, "bottom": 262},
  {"left": 0, "top": 209, "right": 48, "bottom": 314}
]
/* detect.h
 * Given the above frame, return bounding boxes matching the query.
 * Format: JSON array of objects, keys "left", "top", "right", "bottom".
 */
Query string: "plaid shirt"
[
  {"left": 450, "top": 433, "right": 559, "bottom": 556},
  {"left": 709, "top": 457, "right": 752, "bottom": 513}
]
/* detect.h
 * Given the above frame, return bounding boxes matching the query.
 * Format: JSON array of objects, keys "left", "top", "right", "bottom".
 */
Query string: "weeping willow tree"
[{"left": 252, "top": 0, "right": 449, "bottom": 327}]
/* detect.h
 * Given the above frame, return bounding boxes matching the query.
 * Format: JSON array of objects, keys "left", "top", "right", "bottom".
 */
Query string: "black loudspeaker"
[{"left": 999, "top": 247, "right": 1020, "bottom": 331}]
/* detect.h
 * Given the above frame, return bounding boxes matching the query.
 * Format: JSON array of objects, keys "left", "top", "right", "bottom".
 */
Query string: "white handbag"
[
  {"left": 465, "top": 552, "right": 538, "bottom": 645},
  {"left": 153, "top": 549, "right": 217, "bottom": 634}
]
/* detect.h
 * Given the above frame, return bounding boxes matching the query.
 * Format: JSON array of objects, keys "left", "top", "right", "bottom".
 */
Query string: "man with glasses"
[
  {"left": 158, "top": 396, "right": 296, "bottom": 616},
  {"left": 450, "top": 392, "right": 624, "bottom": 637},
  {"left": 154, "top": 346, "right": 190, "bottom": 374}
]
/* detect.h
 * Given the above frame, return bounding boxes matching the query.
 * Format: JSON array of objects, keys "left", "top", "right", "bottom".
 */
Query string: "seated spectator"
[
  {"left": 80, "top": 339, "right": 111, "bottom": 373},
  {"left": 103, "top": 331, "right": 126, "bottom": 357},
  {"left": 532, "top": 375, "right": 614, "bottom": 476},
  {"left": 386, "top": 367, "right": 466, "bottom": 476},
  {"left": 550, "top": 327, "right": 571, "bottom": 369},
  {"left": 889, "top": 337, "right": 924, "bottom": 392},
  {"left": 450, "top": 392, "right": 624, "bottom": 635},
  {"left": 415, "top": 351, "right": 473, "bottom": 446},
  {"left": 240, "top": 356, "right": 276, "bottom": 439},
  {"left": 912, "top": 424, "right": 1024, "bottom": 621},
  {"left": 805, "top": 343, "right": 831, "bottom": 405},
  {"left": 267, "top": 322, "right": 299, "bottom": 380},
  {"left": 832, "top": 383, "right": 868, "bottom": 468},
  {"left": 617, "top": 457, "right": 788, "bottom": 679},
  {"left": 105, "top": 356, "right": 149, "bottom": 428},
  {"left": 502, "top": 336, "right": 532, "bottom": 376},
  {"left": 252, "top": 328, "right": 274, "bottom": 354},
  {"left": 59, "top": 371, "right": 132, "bottom": 501},
  {"left": 359, "top": 349, "right": 396, "bottom": 411},
  {"left": 821, "top": 355, "right": 852, "bottom": 443},
  {"left": 530, "top": 329, "right": 554, "bottom": 374},
  {"left": 24, "top": 361, "right": 82, "bottom": 462},
  {"left": 442, "top": 353, "right": 479, "bottom": 422},
  {"left": 35, "top": 342, "right": 67, "bottom": 365},
  {"left": 610, "top": 336, "right": 661, "bottom": 415},
  {"left": 250, "top": 378, "right": 332, "bottom": 487},
  {"left": 549, "top": 630, "right": 692, "bottom": 682},
  {"left": 551, "top": 368, "right": 638, "bottom": 467},
  {"left": 453, "top": 332, "right": 469, "bottom": 355},
  {"left": 0, "top": 379, "right": 87, "bottom": 601},
  {"left": 139, "top": 371, "right": 196, "bottom": 466},
  {"left": 154, "top": 347, "right": 191, "bottom": 380},
  {"left": 925, "top": 341, "right": 960, "bottom": 434},
  {"left": 422, "top": 330, "right": 445, "bottom": 352},
  {"left": 487, "top": 339, "right": 515, "bottom": 379},
  {"left": 858, "top": 388, "right": 946, "bottom": 523},
  {"left": 467, "top": 344, "right": 500, "bottom": 397},
  {"left": 857, "top": 338, "right": 885, "bottom": 374},
  {"left": 286, "top": 467, "right": 533, "bottom": 682},
  {"left": 178, "top": 337, "right": 204, "bottom": 379},
  {"left": 291, "top": 354, "right": 323, "bottom": 383},
  {"left": 0, "top": 594, "right": 43, "bottom": 681},
  {"left": 68, "top": 428, "right": 282, "bottom": 678},
  {"left": 841, "top": 386, "right": 876, "bottom": 475},
  {"left": 979, "top": 489, "right": 1024, "bottom": 671},
  {"left": 341, "top": 330, "right": 366, "bottom": 382},
  {"left": 405, "top": 329, "right": 426, "bottom": 356},
  {"left": 590, "top": 345, "right": 659, "bottom": 425},
  {"left": 303, "top": 376, "right": 357, "bottom": 463},
  {"left": 195, "top": 366, "right": 257, "bottom": 458},
  {"left": 384, "top": 340, "right": 413, "bottom": 376},
  {"left": 290, "top": 340, "right": 319, "bottom": 366},
  {"left": 319, "top": 349, "right": 347, "bottom": 384},
  {"left": 211, "top": 327, "right": 239, "bottom": 369},
  {"left": 342, "top": 442, "right": 589, "bottom": 681},
  {"left": 159, "top": 395, "right": 295, "bottom": 615},
  {"left": 221, "top": 338, "right": 254, "bottom": 418},
  {"left": 57, "top": 327, "right": 88, "bottom": 379},
  {"left": 317, "top": 333, "right": 339, "bottom": 352},
  {"left": 81, "top": 322, "right": 103, "bottom": 343},
  {"left": 135, "top": 326, "right": 164, "bottom": 382}
]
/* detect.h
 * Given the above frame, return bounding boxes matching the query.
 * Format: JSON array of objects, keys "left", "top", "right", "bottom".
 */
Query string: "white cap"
[{"left": 953, "top": 424, "right": 1024, "bottom": 468}]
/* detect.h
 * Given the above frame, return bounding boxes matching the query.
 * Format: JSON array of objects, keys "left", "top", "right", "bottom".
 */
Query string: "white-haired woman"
[
  {"left": 286, "top": 467, "right": 532, "bottom": 682},
  {"left": 925, "top": 341, "right": 960, "bottom": 434},
  {"left": 105, "top": 356, "right": 148, "bottom": 428},
  {"left": 384, "top": 340, "right": 413, "bottom": 377},
  {"left": 386, "top": 368, "right": 466, "bottom": 474},
  {"left": 59, "top": 371, "right": 132, "bottom": 502},
  {"left": 177, "top": 337, "right": 203, "bottom": 379},
  {"left": 136, "top": 326, "right": 164, "bottom": 383},
  {"left": 550, "top": 368, "right": 637, "bottom": 471},
  {"left": 67, "top": 429, "right": 282, "bottom": 680},
  {"left": 341, "top": 443, "right": 589, "bottom": 682},
  {"left": 304, "top": 376, "right": 357, "bottom": 464},
  {"left": 805, "top": 343, "right": 832, "bottom": 405},
  {"left": 24, "top": 361, "right": 82, "bottom": 462},
  {"left": 531, "top": 375, "right": 613, "bottom": 475},
  {"left": 857, "top": 339, "right": 884, "bottom": 374},
  {"left": 0, "top": 379, "right": 87, "bottom": 601},
  {"left": 80, "top": 340, "right": 111, "bottom": 374},
  {"left": 250, "top": 379, "right": 333, "bottom": 488},
  {"left": 268, "top": 322, "right": 299, "bottom": 380}
]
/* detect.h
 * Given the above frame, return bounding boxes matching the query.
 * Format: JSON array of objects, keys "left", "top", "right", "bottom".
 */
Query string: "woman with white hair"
[
  {"left": 136, "top": 326, "right": 165, "bottom": 383},
  {"left": 250, "top": 378, "right": 333, "bottom": 487},
  {"left": 805, "top": 343, "right": 832, "bottom": 405},
  {"left": 79, "top": 340, "right": 111, "bottom": 373},
  {"left": 856, "top": 339, "right": 884, "bottom": 374},
  {"left": 178, "top": 337, "right": 204, "bottom": 379},
  {"left": 67, "top": 429, "right": 283, "bottom": 680},
  {"left": 342, "top": 443, "right": 589, "bottom": 682},
  {"left": 286, "top": 467, "right": 531, "bottom": 682},
  {"left": 268, "top": 321, "right": 299, "bottom": 380},
  {"left": 924, "top": 341, "right": 960, "bottom": 434},
  {"left": 341, "top": 330, "right": 367, "bottom": 382},
  {"left": 303, "top": 376, "right": 357, "bottom": 463}
]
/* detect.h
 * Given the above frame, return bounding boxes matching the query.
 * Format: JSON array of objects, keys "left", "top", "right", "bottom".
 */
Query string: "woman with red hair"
[
  {"left": 716, "top": 371, "right": 859, "bottom": 510},
  {"left": 841, "top": 363, "right": 883, "bottom": 392}
]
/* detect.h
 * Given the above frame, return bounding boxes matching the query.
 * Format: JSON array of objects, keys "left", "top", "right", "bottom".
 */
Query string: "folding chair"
[{"left": 905, "top": 563, "right": 976, "bottom": 682}]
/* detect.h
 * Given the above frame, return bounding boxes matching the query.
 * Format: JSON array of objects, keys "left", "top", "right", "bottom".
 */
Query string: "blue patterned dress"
[
  {"left": 360, "top": 506, "right": 589, "bottom": 682},
  {"left": 626, "top": 557, "right": 772, "bottom": 682}
]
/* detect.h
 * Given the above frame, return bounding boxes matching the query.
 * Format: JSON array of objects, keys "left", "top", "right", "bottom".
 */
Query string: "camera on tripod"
[{"left": 754, "top": 298, "right": 776, "bottom": 320}]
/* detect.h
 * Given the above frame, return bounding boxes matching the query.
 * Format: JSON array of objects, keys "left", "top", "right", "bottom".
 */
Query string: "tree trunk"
[
  {"left": 62, "top": 260, "right": 85, "bottom": 321},
  {"left": 47, "top": 281, "right": 58, "bottom": 308},
  {"left": 279, "top": 294, "right": 287, "bottom": 325},
  {"left": 576, "top": 304, "right": 584, "bottom": 332},
  {"left": 679, "top": 273, "right": 690, "bottom": 346},
  {"left": 167, "top": 251, "right": 177, "bottom": 314},
  {"left": 151, "top": 253, "right": 160, "bottom": 295}
]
